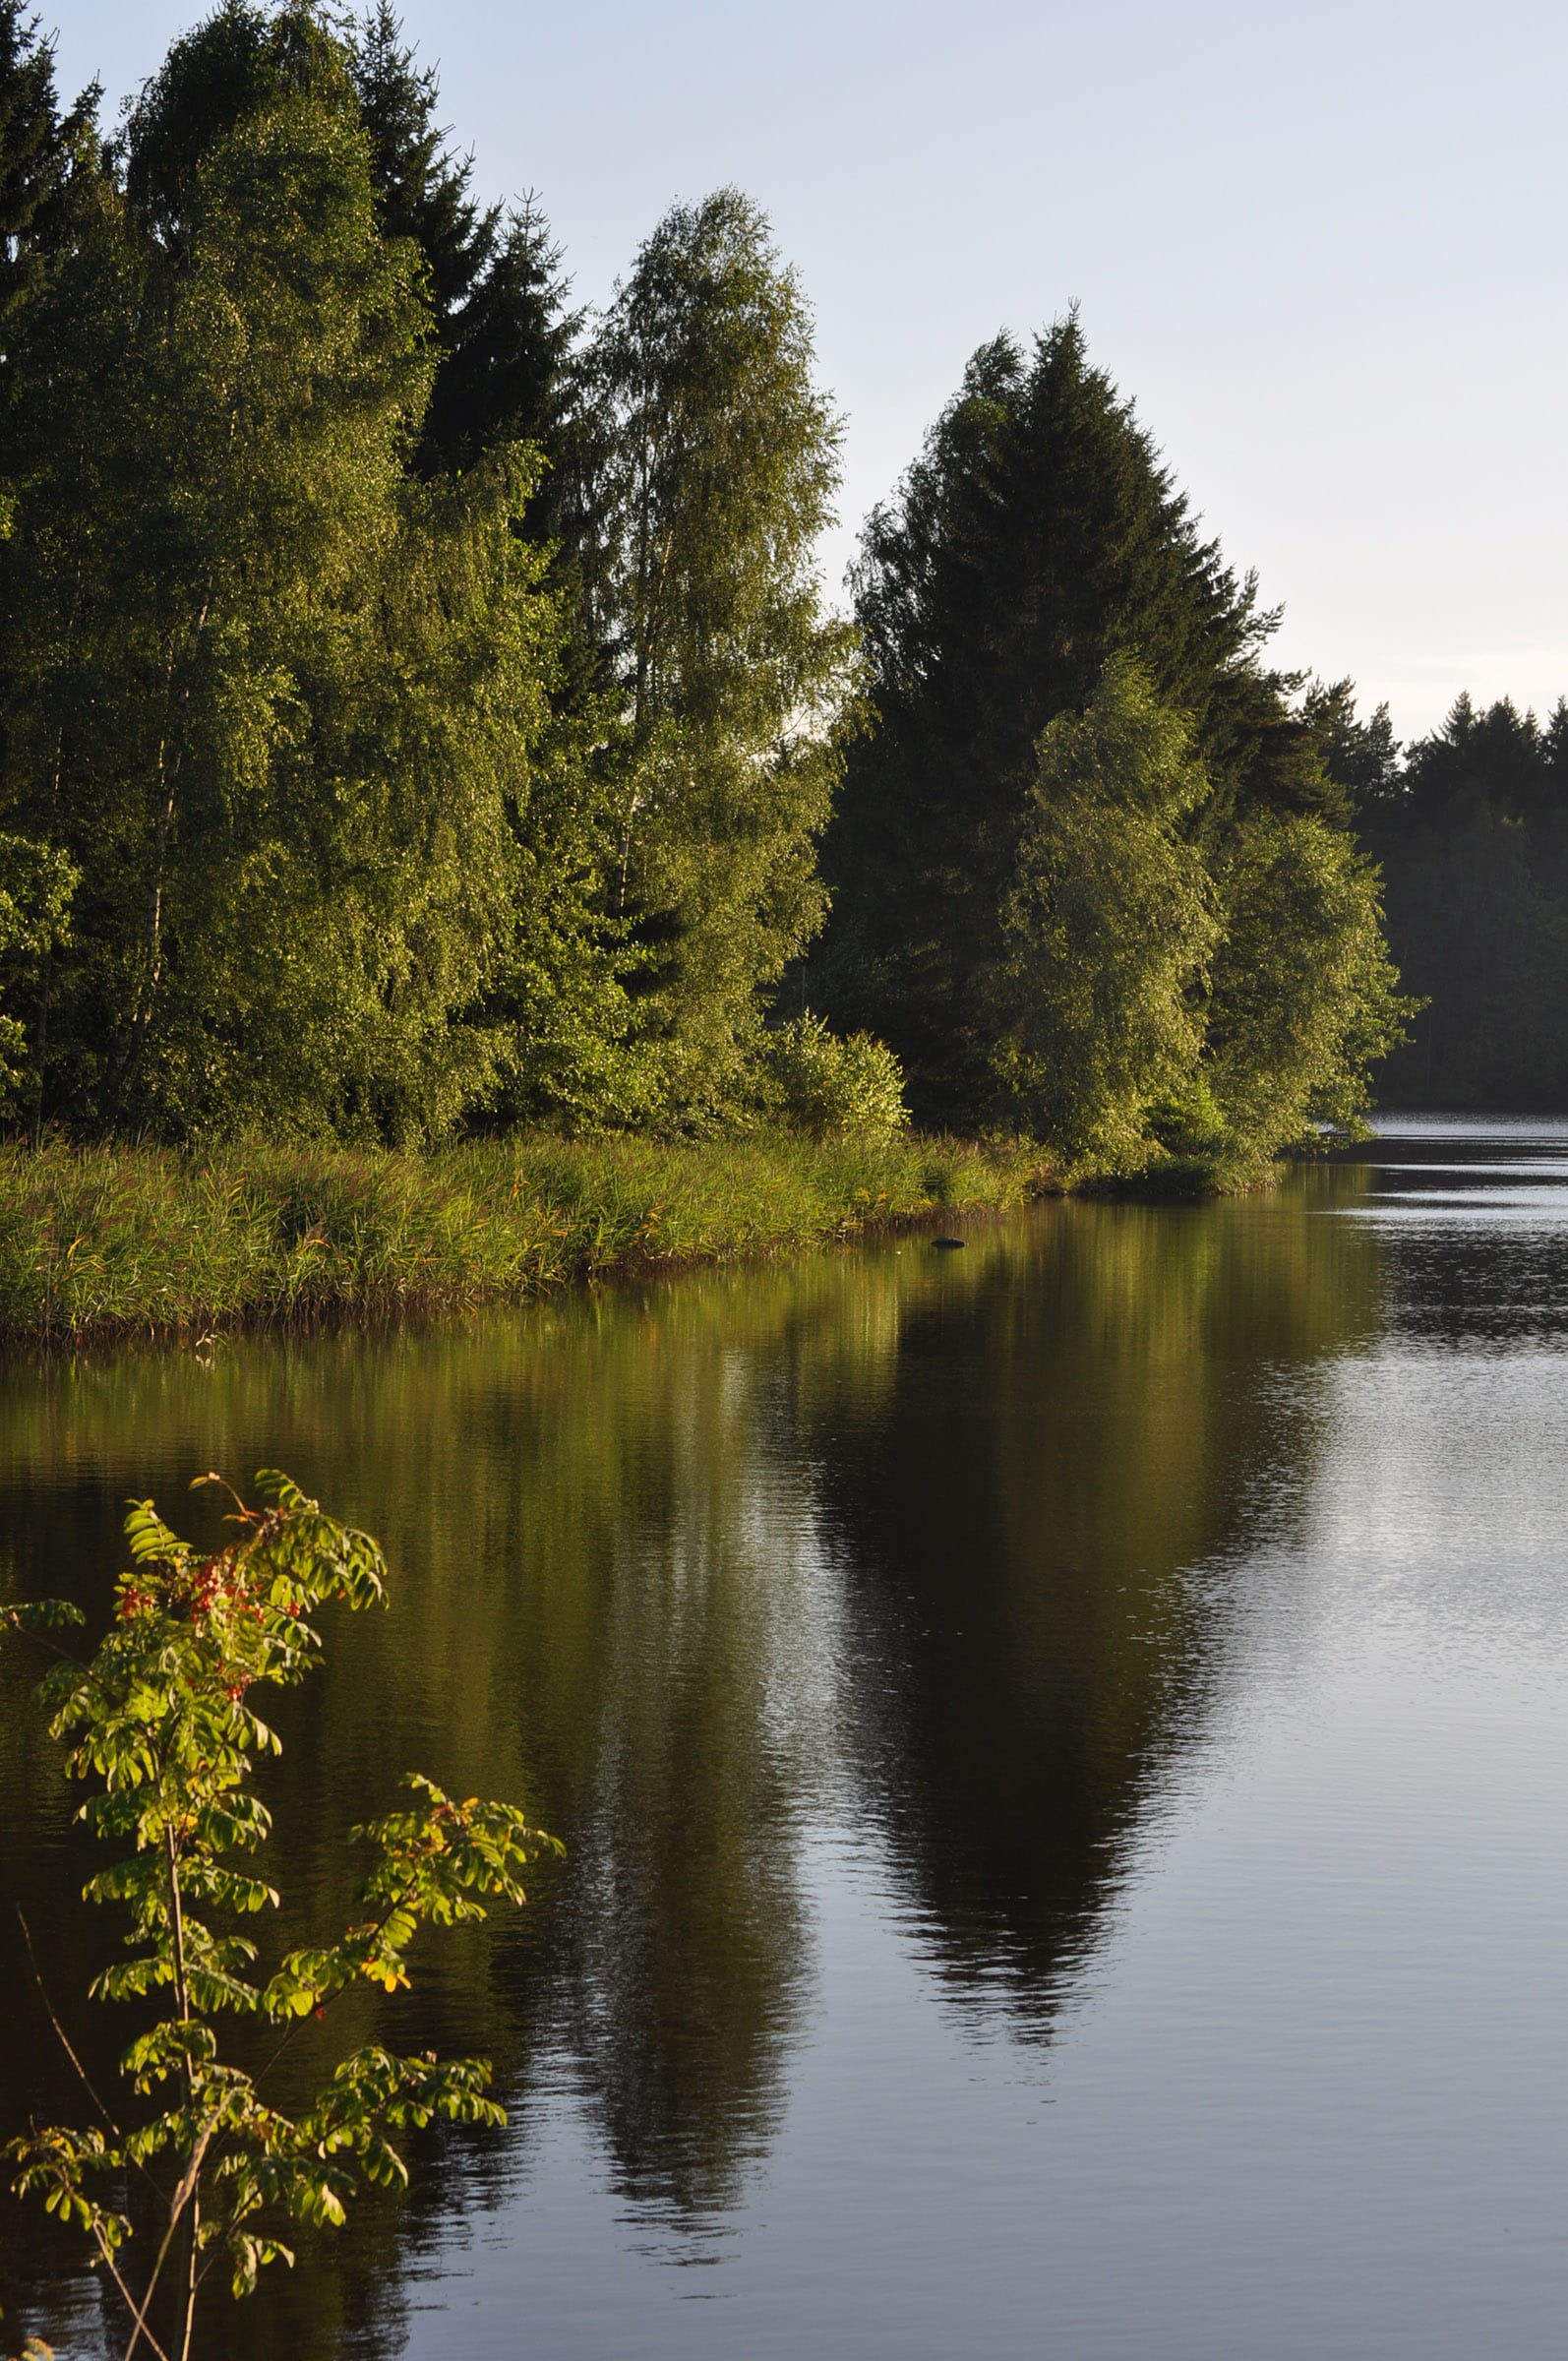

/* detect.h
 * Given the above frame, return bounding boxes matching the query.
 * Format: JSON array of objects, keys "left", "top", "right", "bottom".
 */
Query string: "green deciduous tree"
[
  {"left": 1, "top": 1472, "right": 559, "bottom": 2361},
  {"left": 573, "top": 188, "right": 859, "bottom": 1120},
  {"left": 0, "top": 831, "right": 73, "bottom": 1116},
  {"left": 1205, "top": 809, "right": 1412, "bottom": 1162},
  {"left": 1, "top": 15, "right": 580, "bottom": 1139},
  {"left": 992, "top": 658, "right": 1218, "bottom": 1172},
  {"left": 752, "top": 1010, "right": 909, "bottom": 1144},
  {"left": 992, "top": 659, "right": 1412, "bottom": 1176}
]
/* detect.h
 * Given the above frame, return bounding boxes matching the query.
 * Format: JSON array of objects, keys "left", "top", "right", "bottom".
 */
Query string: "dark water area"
[{"left": 3, "top": 1118, "right": 1568, "bottom": 2358}]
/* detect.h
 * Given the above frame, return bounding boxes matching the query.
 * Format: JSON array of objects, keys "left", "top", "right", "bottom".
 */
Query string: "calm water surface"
[{"left": 3, "top": 1118, "right": 1567, "bottom": 2358}]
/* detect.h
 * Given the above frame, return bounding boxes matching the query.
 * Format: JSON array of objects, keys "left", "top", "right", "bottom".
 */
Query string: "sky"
[{"left": 50, "top": 0, "right": 1568, "bottom": 741}]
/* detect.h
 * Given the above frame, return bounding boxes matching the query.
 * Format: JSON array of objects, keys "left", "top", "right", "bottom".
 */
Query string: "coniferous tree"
[
  {"left": 346, "top": 4, "right": 577, "bottom": 482},
  {"left": 1301, "top": 676, "right": 1402, "bottom": 811},
  {"left": 0, "top": 0, "right": 96, "bottom": 349},
  {"left": 816, "top": 317, "right": 1273, "bottom": 1120},
  {"left": 1363, "top": 693, "right": 1568, "bottom": 1107},
  {"left": 818, "top": 314, "right": 1404, "bottom": 1144}
]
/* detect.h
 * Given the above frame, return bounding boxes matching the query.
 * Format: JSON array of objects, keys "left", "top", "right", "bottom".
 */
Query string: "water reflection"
[
  {"left": 0, "top": 1162, "right": 1389, "bottom": 2354},
  {"left": 813, "top": 1184, "right": 1382, "bottom": 2024}
]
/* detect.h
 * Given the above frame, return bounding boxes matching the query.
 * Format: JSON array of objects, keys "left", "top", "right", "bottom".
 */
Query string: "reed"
[{"left": 0, "top": 1132, "right": 1057, "bottom": 1344}]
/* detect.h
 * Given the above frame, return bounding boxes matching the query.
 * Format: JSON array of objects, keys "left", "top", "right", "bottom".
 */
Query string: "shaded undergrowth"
[{"left": 0, "top": 1132, "right": 1058, "bottom": 1345}]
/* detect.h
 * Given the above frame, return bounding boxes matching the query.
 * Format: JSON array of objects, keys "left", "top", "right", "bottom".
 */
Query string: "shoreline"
[
  {"left": 0, "top": 1127, "right": 1286, "bottom": 1351},
  {"left": 0, "top": 1132, "right": 1063, "bottom": 1350}
]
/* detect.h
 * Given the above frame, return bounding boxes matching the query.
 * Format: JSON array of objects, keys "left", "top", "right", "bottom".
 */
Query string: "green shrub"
[
  {"left": 2, "top": 1475, "right": 560, "bottom": 2360},
  {"left": 753, "top": 1012, "right": 910, "bottom": 1142}
]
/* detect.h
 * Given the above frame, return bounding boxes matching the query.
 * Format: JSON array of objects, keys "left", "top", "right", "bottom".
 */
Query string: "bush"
[
  {"left": 1, "top": 1475, "right": 560, "bottom": 2359},
  {"left": 753, "top": 1012, "right": 910, "bottom": 1142}
]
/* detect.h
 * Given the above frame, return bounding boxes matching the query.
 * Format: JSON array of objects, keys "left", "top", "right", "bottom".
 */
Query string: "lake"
[{"left": 3, "top": 1116, "right": 1567, "bottom": 2359}]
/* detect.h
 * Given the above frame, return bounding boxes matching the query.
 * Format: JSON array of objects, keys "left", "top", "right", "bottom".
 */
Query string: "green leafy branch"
[{"left": 2, "top": 1473, "right": 561, "bottom": 2361}]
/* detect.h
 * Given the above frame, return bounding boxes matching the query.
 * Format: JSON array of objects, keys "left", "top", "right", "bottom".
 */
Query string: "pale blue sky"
[{"left": 51, "top": 0, "right": 1568, "bottom": 738}]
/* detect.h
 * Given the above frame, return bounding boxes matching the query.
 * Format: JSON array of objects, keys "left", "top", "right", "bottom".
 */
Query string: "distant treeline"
[
  {"left": 1313, "top": 692, "right": 1568, "bottom": 1109},
  {"left": 0, "top": 0, "right": 1413, "bottom": 1176}
]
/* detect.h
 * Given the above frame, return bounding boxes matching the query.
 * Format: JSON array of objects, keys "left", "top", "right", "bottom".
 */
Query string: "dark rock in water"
[{"left": 933, "top": 1236, "right": 966, "bottom": 1249}]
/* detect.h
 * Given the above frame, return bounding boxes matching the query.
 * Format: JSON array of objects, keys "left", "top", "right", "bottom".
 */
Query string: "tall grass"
[{"left": 0, "top": 1132, "right": 1056, "bottom": 1344}]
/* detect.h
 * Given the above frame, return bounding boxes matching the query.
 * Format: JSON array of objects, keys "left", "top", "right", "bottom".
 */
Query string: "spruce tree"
[
  {"left": 816, "top": 318, "right": 1275, "bottom": 1121},
  {"left": 1301, "top": 677, "right": 1402, "bottom": 812},
  {"left": 347, "top": 4, "right": 576, "bottom": 481},
  {"left": 817, "top": 314, "right": 1387, "bottom": 1129},
  {"left": 1362, "top": 693, "right": 1568, "bottom": 1108},
  {"left": 0, "top": 0, "right": 96, "bottom": 346}
]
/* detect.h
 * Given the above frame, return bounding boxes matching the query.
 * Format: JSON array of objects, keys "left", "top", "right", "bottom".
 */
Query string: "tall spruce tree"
[
  {"left": 573, "top": 188, "right": 858, "bottom": 1119},
  {"left": 347, "top": 4, "right": 576, "bottom": 482},
  {"left": 817, "top": 314, "right": 1396, "bottom": 1136},
  {"left": 0, "top": 0, "right": 95, "bottom": 361},
  {"left": 815, "top": 318, "right": 1277, "bottom": 1120}
]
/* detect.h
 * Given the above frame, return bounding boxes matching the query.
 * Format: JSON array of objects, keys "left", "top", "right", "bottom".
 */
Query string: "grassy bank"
[{"left": 0, "top": 1132, "right": 1058, "bottom": 1345}]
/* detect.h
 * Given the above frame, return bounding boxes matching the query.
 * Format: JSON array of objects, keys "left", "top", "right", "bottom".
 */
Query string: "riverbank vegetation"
[
  {"left": 0, "top": 0, "right": 1410, "bottom": 1235},
  {"left": 0, "top": 1132, "right": 1052, "bottom": 1344}
]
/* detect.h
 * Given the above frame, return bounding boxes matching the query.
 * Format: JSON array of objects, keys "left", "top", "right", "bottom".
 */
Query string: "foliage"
[
  {"left": 346, "top": 3, "right": 578, "bottom": 482},
  {"left": 992, "top": 658, "right": 1218, "bottom": 1172},
  {"left": 2, "top": 2329, "right": 51, "bottom": 2361},
  {"left": 0, "top": 0, "right": 95, "bottom": 349},
  {"left": 751, "top": 1012, "right": 909, "bottom": 1143},
  {"left": 0, "top": 1130, "right": 1053, "bottom": 1342},
  {"left": 0, "top": 39, "right": 579, "bottom": 1140},
  {"left": 988, "top": 659, "right": 1412, "bottom": 1178},
  {"left": 1356, "top": 691, "right": 1568, "bottom": 1108},
  {"left": 571, "top": 188, "right": 860, "bottom": 1120},
  {"left": 1300, "top": 676, "right": 1402, "bottom": 808},
  {"left": 0, "top": 833, "right": 73, "bottom": 1108},
  {"left": 1205, "top": 808, "right": 1414, "bottom": 1163},
  {"left": 1, "top": 1473, "right": 560, "bottom": 2361},
  {"left": 0, "top": 6, "right": 1415, "bottom": 1167},
  {"left": 815, "top": 316, "right": 1275, "bottom": 1123}
]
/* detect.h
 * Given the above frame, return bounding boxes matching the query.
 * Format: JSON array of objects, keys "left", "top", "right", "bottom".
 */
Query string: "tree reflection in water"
[{"left": 0, "top": 1166, "right": 1379, "bottom": 2354}]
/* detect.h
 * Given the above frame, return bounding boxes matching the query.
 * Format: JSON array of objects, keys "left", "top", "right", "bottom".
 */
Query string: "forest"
[{"left": 0, "top": 0, "right": 1526, "bottom": 1196}]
